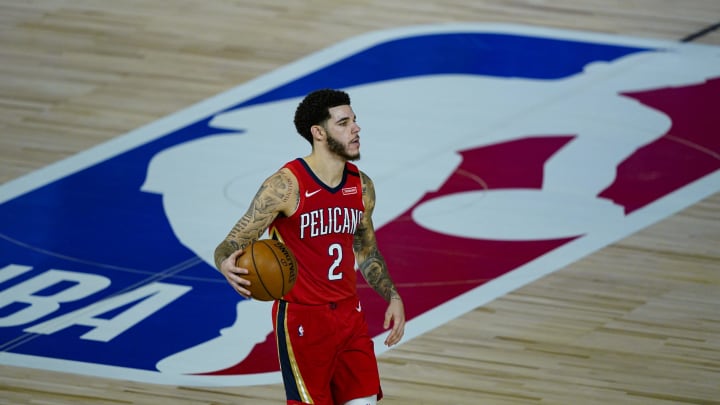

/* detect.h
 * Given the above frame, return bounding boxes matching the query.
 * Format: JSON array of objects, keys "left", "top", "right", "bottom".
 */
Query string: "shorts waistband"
[{"left": 280, "top": 295, "right": 358, "bottom": 311}]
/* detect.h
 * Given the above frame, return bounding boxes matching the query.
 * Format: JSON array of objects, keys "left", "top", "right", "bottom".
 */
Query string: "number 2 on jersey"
[{"left": 327, "top": 243, "right": 343, "bottom": 280}]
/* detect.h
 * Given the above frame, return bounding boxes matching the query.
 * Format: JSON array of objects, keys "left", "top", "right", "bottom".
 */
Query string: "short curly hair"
[{"left": 294, "top": 89, "right": 351, "bottom": 144}]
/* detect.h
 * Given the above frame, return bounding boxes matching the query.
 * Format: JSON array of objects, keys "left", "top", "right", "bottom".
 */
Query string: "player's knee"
[{"left": 344, "top": 395, "right": 377, "bottom": 405}]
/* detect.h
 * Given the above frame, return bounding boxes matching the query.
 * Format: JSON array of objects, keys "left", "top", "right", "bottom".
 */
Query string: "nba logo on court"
[{"left": 1, "top": 23, "right": 719, "bottom": 386}]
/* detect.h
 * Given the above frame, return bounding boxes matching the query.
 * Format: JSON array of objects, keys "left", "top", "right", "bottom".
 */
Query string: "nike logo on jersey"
[{"left": 305, "top": 189, "right": 321, "bottom": 197}]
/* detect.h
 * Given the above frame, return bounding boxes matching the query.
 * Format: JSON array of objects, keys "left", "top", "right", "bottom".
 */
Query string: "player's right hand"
[{"left": 220, "top": 249, "right": 252, "bottom": 299}]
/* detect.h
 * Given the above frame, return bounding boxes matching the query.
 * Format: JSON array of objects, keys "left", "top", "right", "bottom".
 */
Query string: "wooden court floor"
[{"left": 1, "top": 1, "right": 719, "bottom": 404}]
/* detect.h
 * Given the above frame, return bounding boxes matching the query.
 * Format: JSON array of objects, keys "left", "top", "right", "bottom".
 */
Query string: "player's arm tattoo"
[
  {"left": 214, "top": 170, "right": 297, "bottom": 269},
  {"left": 354, "top": 171, "right": 401, "bottom": 302}
]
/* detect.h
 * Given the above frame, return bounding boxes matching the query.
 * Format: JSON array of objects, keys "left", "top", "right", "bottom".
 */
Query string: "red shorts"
[{"left": 272, "top": 296, "right": 382, "bottom": 405}]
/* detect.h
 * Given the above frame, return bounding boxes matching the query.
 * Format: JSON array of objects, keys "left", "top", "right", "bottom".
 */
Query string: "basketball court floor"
[{"left": 1, "top": 1, "right": 719, "bottom": 404}]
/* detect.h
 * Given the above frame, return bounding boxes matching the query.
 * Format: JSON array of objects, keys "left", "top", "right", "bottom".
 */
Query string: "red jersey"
[{"left": 269, "top": 158, "right": 365, "bottom": 305}]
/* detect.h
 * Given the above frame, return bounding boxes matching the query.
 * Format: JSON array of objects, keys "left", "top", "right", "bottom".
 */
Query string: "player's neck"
[{"left": 303, "top": 152, "right": 346, "bottom": 188}]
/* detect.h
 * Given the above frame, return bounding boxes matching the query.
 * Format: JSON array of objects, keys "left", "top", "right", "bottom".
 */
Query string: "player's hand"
[
  {"left": 384, "top": 297, "right": 406, "bottom": 347},
  {"left": 220, "top": 249, "right": 252, "bottom": 299}
]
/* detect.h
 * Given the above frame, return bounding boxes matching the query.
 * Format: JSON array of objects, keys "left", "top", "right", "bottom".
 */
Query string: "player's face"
[{"left": 324, "top": 105, "right": 361, "bottom": 161}]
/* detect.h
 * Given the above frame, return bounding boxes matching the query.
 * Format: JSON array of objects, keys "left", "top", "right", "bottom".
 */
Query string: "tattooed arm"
[
  {"left": 355, "top": 171, "right": 405, "bottom": 346},
  {"left": 214, "top": 168, "right": 298, "bottom": 298}
]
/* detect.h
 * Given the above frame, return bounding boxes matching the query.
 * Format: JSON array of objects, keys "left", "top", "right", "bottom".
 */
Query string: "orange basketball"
[{"left": 235, "top": 239, "right": 298, "bottom": 301}]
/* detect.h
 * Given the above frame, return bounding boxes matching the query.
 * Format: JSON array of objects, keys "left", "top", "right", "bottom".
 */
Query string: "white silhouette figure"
[{"left": 142, "top": 47, "right": 720, "bottom": 374}]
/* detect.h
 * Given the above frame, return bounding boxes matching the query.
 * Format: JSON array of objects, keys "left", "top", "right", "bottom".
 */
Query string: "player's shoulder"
[
  {"left": 355, "top": 168, "right": 372, "bottom": 186},
  {"left": 273, "top": 166, "right": 299, "bottom": 189},
  {"left": 259, "top": 167, "right": 298, "bottom": 198},
  {"left": 261, "top": 167, "right": 299, "bottom": 216},
  {"left": 354, "top": 168, "right": 376, "bottom": 204}
]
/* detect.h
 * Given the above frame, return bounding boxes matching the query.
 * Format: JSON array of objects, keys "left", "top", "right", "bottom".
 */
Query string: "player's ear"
[{"left": 310, "top": 124, "right": 325, "bottom": 141}]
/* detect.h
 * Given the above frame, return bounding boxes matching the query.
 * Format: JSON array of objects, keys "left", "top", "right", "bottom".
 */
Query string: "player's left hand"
[{"left": 384, "top": 297, "right": 406, "bottom": 347}]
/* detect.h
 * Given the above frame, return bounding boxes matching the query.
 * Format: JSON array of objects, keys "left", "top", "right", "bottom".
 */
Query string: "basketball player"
[{"left": 214, "top": 89, "right": 406, "bottom": 405}]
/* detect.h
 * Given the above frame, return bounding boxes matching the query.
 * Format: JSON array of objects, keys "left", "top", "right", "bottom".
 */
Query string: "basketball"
[{"left": 235, "top": 239, "right": 298, "bottom": 301}]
